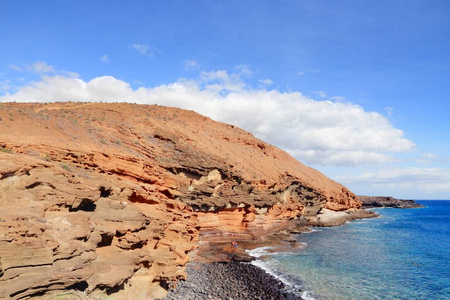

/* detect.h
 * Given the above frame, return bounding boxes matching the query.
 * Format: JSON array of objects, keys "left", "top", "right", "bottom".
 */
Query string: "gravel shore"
[{"left": 163, "top": 261, "right": 302, "bottom": 300}]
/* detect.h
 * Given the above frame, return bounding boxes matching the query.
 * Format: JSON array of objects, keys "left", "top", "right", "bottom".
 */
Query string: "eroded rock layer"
[{"left": 0, "top": 102, "right": 360, "bottom": 299}]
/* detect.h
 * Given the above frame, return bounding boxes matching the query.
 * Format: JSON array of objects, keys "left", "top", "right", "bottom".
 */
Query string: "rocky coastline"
[
  {"left": 164, "top": 261, "right": 301, "bottom": 300},
  {"left": 358, "top": 195, "right": 424, "bottom": 209},
  {"left": 166, "top": 195, "right": 423, "bottom": 300},
  {"left": 161, "top": 208, "right": 380, "bottom": 300}
]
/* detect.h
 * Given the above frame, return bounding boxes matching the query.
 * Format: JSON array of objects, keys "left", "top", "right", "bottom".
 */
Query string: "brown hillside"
[{"left": 0, "top": 102, "right": 360, "bottom": 299}]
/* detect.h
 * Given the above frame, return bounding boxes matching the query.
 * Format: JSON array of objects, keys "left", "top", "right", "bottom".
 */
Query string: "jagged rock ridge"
[{"left": 0, "top": 102, "right": 361, "bottom": 299}]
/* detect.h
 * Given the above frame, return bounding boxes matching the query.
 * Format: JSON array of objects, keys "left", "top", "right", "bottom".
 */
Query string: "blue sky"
[{"left": 1, "top": 0, "right": 449, "bottom": 199}]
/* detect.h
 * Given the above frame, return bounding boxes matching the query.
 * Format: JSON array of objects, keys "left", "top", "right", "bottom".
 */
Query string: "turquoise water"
[{"left": 256, "top": 201, "right": 450, "bottom": 299}]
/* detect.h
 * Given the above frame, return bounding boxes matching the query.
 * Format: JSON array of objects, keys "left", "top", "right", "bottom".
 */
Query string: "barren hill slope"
[{"left": 0, "top": 102, "right": 361, "bottom": 299}]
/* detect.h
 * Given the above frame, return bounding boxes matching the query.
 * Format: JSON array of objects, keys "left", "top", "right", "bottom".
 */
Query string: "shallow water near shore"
[{"left": 253, "top": 200, "right": 450, "bottom": 299}]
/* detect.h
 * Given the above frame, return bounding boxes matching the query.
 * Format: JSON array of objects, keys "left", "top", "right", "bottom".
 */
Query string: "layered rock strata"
[{"left": 0, "top": 102, "right": 361, "bottom": 299}]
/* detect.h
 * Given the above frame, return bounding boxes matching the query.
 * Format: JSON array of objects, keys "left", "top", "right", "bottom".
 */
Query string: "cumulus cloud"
[
  {"left": 0, "top": 70, "right": 415, "bottom": 166},
  {"left": 0, "top": 75, "right": 132, "bottom": 102}
]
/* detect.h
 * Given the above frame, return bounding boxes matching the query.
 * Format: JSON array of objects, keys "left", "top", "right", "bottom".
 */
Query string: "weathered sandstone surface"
[
  {"left": 358, "top": 195, "right": 423, "bottom": 209},
  {"left": 0, "top": 102, "right": 362, "bottom": 299}
]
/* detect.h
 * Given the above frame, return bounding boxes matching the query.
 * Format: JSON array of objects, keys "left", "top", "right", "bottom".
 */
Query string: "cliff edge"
[{"left": 0, "top": 102, "right": 361, "bottom": 299}]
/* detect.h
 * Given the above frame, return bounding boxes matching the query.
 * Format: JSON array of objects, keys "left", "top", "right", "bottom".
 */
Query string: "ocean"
[{"left": 249, "top": 200, "right": 450, "bottom": 300}]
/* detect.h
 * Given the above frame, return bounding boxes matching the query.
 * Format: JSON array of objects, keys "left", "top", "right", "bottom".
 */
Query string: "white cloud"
[
  {"left": 329, "top": 96, "right": 346, "bottom": 102},
  {"left": 8, "top": 62, "right": 73, "bottom": 77},
  {"left": 385, "top": 106, "right": 394, "bottom": 116},
  {"left": 416, "top": 152, "right": 439, "bottom": 164},
  {"left": 422, "top": 153, "right": 438, "bottom": 159},
  {"left": 184, "top": 60, "right": 199, "bottom": 70},
  {"left": 61, "top": 71, "right": 80, "bottom": 78},
  {"left": 0, "top": 80, "right": 11, "bottom": 92},
  {"left": 0, "top": 75, "right": 132, "bottom": 102},
  {"left": 337, "top": 167, "right": 447, "bottom": 184},
  {"left": 0, "top": 71, "right": 415, "bottom": 166},
  {"left": 259, "top": 79, "right": 274, "bottom": 86},
  {"left": 416, "top": 159, "right": 429, "bottom": 164},
  {"left": 287, "top": 149, "right": 394, "bottom": 166},
  {"left": 336, "top": 167, "right": 450, "bottom": 197},
  {"left": 26, "top": 61, "right": 55, "bottom": 74},
  {"left": 235, "top": 65, "right": 252, "bottom": 77},
  {"left": 312, "top": 91, "right": 327, "bottom": 98},
  {"left": 200, "top": 70, "right": 246, "bottom": 92},
  {"left": 131, "top": 44, "right": 154, "bottom": 57},
  {"left": 100, "top": 55, "right": 110, "bottom": 63}
]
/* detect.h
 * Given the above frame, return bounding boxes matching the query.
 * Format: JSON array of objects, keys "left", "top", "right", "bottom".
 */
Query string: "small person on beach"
[
  {"left": 230, "top": 241, "right": 238, "bottom": 253},
  {"left": 168, "top": 279, "right": 177, "bottom": 290}
]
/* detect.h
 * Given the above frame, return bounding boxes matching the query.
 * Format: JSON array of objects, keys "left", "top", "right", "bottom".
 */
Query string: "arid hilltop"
[{"left": 0, "top": 102, "right": 362, "bottom": 299}]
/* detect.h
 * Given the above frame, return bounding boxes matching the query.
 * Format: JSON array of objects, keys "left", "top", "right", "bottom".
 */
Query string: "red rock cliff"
[{"left": 0, "top": 102, "right": 360, "bottom": 299}]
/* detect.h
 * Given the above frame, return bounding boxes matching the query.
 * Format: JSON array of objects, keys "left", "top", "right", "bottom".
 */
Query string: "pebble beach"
[{"left": 164, "top": 261, "right": 302, "bottom": 300}]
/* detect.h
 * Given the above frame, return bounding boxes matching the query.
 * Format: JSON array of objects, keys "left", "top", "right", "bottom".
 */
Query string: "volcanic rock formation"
[
  {"left": 358, "top": 195, "right": 423, "bottom": 208},
  {"left": 0, "top": 102, "right": 362, "bottom": 299}
]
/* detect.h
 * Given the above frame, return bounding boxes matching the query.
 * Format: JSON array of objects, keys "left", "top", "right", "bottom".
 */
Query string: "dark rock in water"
[{"left": 358, "top": 196, "right": 424, "bottom": 209}]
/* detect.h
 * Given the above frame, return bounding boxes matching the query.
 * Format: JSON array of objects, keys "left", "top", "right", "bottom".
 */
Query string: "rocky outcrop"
[
  {"left": 358, "top": 196, "right": 423, "bottom": 209},
  {"left": 0, "top": 102, "right": 361, "bottom": 299},
  {"left": 0, "top": 154, "right": 197, "bottom": 299}
]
